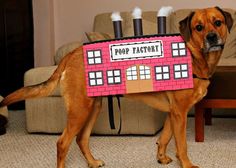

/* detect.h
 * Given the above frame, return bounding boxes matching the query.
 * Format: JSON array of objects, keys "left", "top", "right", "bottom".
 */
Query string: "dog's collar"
[{"left": 192, "top": 74, "right": 209, "bottom": 80}]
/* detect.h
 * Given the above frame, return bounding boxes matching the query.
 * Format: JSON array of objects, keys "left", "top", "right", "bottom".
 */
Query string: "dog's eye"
[
  {"left": 214, "top": 20, "right": 222, "bottom": 27},
  {"left": 196, "top": 25, "right": 203, "bottom": 32}
]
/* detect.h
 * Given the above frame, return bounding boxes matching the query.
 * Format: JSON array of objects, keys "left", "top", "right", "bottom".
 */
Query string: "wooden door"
[
  {"left": 126, "top": 65, "right": 153, "bottom": 93},
  {"left": 0, "top": 0, "right": 34, "bottom": 109}
]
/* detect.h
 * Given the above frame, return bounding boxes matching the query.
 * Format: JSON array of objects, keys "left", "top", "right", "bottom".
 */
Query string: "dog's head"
[
  {"left": 179, "top": 7, "right": 233, "bottom": 54},
  {"left": 179, "top": 7, "right": 233, "bottom": 78}
]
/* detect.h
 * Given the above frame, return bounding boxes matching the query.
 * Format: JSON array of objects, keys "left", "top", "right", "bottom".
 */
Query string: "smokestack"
[
  {"left": 111, "top": 12, "right": 123, "bottom": 38},
  {"left": 132, "top": 7, "right": 143, "bottom": 36},
  {"left": 157, "top": 6, "right": 173, "bottom": 34}
]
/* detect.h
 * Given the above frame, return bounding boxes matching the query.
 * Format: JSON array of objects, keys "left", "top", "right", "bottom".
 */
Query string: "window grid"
[
  {"left": 155, "top": 65, "right": 170, "bottom": 80},
  {"left": 88, "top": 71, "right": 103, "bottom": 86},
  {"left": 174, "top": 64, "right": 189, "bottom": 79},
  {"left": 107, "top": 69, "right": 122, "bottom": 84},
  {"left": 87, "top": 50, "right": 102, "bottom": 65},
  {"left": 171, "top": 42, "right": 187, "bottom": 57},
  {"left": 126, "top": 66, "right": 138, "bottom": 80},
  {"left": 139, "top": 66, "right": 151, "bottom": 80}
]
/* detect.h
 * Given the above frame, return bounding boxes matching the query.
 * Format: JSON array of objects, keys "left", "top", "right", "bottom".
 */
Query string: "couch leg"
[
  {"left": 195, "top": 103, "right": 204, "bottom": 142},
  {"left": 205, "top": 108, "right": 212, "bottom": 125}
]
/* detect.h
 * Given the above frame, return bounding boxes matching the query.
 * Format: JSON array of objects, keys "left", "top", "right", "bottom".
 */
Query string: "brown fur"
[{"left": 0, "top": 7, "right": 233, "bottom": 168}]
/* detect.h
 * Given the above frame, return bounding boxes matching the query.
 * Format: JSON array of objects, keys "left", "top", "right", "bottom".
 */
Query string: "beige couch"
[
  {"left": 24, "top": 8, "right": 236, "bottom": 134},
  {"left": 25, "top": 42, "right": 167, "bottom": 134}
]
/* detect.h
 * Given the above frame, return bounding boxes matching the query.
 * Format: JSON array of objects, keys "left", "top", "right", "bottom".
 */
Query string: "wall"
[
  {"left": 32, "top": 0, "right": 55, "bottom": 67},
  {"left": 33, "top": 0, "right": 236, "bottom": 67}
]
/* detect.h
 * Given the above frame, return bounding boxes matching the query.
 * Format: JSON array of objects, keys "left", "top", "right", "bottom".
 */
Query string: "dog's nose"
[{"left": 206, "top": 32, "right": 218, "bottom": 44}]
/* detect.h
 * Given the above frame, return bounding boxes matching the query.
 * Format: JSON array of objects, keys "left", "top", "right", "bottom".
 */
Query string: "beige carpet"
[{"left": 0, "top": 110, "right": 235, "bottom": 168}]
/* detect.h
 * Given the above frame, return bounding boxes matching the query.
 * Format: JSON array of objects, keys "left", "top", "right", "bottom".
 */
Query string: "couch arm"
[{"left": 24, "top": 66, "right": 61, "bottom": 96}]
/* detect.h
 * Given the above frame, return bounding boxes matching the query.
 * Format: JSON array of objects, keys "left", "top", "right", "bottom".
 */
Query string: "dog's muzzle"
[
  {"left": 206, "top": 32, "right": 218, "bottom": 44},
  {"left": 204, "top": 32, "right": 224, "bottom": 53}
]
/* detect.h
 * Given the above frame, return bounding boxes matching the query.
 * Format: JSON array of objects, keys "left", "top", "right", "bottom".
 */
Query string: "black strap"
[
  {"left": 116, "top": 95, "right": 122, "bottom": 134},
  {"left": 107, "top": 95, "right": 122, "bottom": 133},
  {"left": 192, "top": 74, "right": 209, "bottom": 80},
  {"left": 107, "top": 96, "right": 115, "bottom": 129}
]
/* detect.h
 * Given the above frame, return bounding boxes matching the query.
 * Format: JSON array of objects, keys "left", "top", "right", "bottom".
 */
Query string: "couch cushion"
[
  {"left": 124, "top": 18, "right": 157, "bottom": 36},
  {"left": 123, "top": 11, "right": 172, "bottom": 36},
  {"left": 93, "top": 11, "right": 171, "bottom": 37},
  {"left": 93, "top": 12, "right": 129, "bottom": 37},
  {"left": 86, "top": 32, "right": 112, "bottom": 42},
  {"left": 169, "top": 9, "right": 194, "bottom": 33},
  {"left": 219, "top": 11, "right": 236, "bottom": 65},
  {"left": 54, "top": 42, "right": 82, "bottom": 65}
]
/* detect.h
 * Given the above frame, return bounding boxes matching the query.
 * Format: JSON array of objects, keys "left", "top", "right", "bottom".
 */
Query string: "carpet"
[{"left": 0, "top": 110, "right": 235, "bottom": 168}]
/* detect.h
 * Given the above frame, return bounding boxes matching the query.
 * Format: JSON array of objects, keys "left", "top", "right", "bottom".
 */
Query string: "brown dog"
[{"left": 0, "top": 7, "right": 233, "bottom": 168}]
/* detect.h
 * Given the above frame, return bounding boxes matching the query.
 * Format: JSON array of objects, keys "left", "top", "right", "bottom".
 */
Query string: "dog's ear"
[
  {"left": 215, "top": 6, "right": 233, "bottom": 32},
  {"left": 179, "top": 12, "right": 195, "bottom": 42}
]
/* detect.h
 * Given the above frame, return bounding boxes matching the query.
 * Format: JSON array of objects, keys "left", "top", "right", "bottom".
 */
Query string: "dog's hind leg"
[
  {"left": 57, "top": 96, "right": 95, "bottom": 168},
  {"left": 156, "top": 114, "right": 173, "bottom": 164},
  {"left": 76, "top": 97, "right": 105, "bottom": 168}
]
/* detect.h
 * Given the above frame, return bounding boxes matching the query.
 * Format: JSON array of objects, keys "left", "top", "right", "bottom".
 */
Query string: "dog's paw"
[
  {"left": 88, "top": 159, "right": 105, "bottom": 168},
  {"left": 157, "top": 155, "right": 173, "bottom": 165},
  {"left": 183, "top": 164, "right": 200, "bottom": 168}
]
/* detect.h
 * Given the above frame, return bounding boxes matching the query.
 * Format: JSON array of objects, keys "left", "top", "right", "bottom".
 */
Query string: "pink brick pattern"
[{"left": 83, "top": 34, "right": 193, "bottom": 97}]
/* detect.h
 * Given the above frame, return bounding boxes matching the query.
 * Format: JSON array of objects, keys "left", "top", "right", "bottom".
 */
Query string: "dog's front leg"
[
  {"left": 169, "top": 107, "right": 199, "bottom": 168},
  {"left": 156, "top": 114, "right": 173, "bottom": 164}
]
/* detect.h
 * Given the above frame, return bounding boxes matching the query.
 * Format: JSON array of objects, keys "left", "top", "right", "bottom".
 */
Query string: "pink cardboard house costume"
[{"left": 83, "top": 34, "right": 193, "bottom": 97}]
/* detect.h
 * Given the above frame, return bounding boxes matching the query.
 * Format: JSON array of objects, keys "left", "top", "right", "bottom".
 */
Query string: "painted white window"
[
  {"left": 107, "top": 70, "right": 122, "bottom": 84},
  {"left": 88, "top": 71, "right": 103, "bottom": 86},
  {"left": 155, "top": 65, "right": 170, "bottom": 80},
  {"left": 87, "top": 50, "right": 102, "bottom": 65},
  {"left": 174, "top": 64, "right": 189, "bottom": 79},
  {"left": 139, "top": 65, "right": 151, "bottom": 80},
  {"left": 126, "top": 66, "right": 138, "bottom": 80},
  {"left": 171, "top": 42, "right": 187, "bottom": 57}
]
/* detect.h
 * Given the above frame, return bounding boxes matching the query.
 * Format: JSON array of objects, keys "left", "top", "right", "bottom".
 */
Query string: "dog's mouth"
[
  {"left": 207, "top": 44, "right": 224, "bottom": 52},
  {"left": 203, "top": 33, "right": 225, "bottom": 53},
  {"left": 204, "top": 39, "right": 225, "bottom": 53}
]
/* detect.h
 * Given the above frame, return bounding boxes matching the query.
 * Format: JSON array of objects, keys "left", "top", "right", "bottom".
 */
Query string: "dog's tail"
[{"left": 0, "top": 50, "right": 71, "bottom": 107}]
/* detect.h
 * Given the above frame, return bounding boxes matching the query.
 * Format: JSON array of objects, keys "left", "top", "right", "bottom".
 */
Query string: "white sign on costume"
[{"left": 110, "top": 40, "right": 164, "bottom": 61}]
